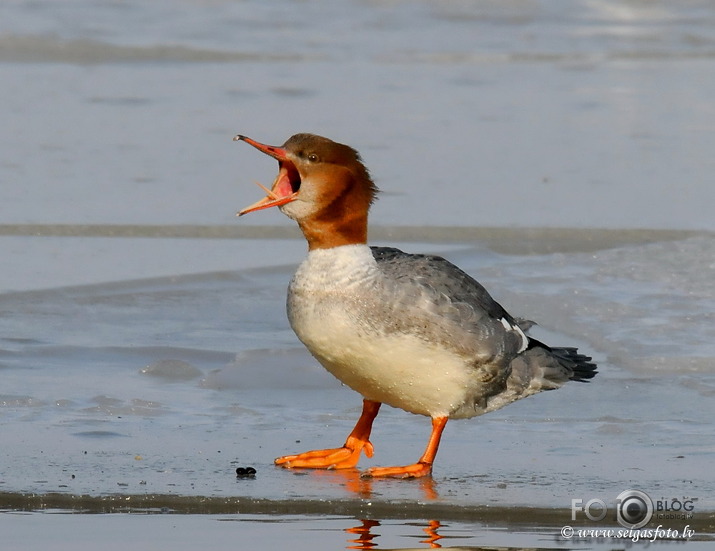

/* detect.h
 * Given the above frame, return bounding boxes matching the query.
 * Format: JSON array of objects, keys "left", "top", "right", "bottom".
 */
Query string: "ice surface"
[{"left": 1, "top": 0, "right": 714, "bottom": 547}]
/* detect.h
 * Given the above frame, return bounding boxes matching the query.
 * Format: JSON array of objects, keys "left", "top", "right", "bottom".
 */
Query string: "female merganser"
[{"left": 235, "top": 133, "right": 596, "bottom": 478}]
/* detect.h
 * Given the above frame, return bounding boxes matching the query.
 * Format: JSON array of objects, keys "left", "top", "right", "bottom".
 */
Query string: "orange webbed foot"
[
  {"left": 363, "top": 416, "right": 447, "bottom": 479},
  {"left": 364, "top": 461, "right": 433, "bottom": 479},
  {"left": 276, "top": 400, "right": 381, "bottom": 471},
  {"left": 275, "top": 437, "right": 374, "bottom": 470}
]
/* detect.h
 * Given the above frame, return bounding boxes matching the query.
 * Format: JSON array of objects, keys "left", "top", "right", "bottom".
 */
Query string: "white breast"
[{"left": 286, "top": 245, "right": 485, "bottom": 418}]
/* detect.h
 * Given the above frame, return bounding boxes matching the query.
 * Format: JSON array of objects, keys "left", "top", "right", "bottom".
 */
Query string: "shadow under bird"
[{"left": 234, "top": 132, "right": 597, "bottom": 478}]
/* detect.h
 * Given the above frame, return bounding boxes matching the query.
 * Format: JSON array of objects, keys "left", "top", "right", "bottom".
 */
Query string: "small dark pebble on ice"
[{"left": 236, "top": 467, "right": 257, "bottom": 478}]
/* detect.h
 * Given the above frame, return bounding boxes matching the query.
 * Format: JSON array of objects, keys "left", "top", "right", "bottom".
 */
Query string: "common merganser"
[{"left": 235, "top": 133, "right": 597, "bottom": 478}]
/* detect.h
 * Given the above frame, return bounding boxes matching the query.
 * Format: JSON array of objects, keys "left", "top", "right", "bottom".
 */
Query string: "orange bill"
[{"left": 235, "top": 135, "right": 300, "bottom": 216}]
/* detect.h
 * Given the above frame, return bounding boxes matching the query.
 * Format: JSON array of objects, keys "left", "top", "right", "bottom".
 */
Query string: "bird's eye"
[{"left": 307, "top": 153, "right": 319, "bottom": 162}]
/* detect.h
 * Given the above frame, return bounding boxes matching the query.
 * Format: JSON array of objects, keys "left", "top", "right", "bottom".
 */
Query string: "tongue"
[{"left": 273, "top": 169, "right": 294, "bottom": 198}]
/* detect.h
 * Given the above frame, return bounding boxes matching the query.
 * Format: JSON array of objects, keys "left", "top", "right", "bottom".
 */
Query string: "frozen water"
[{"left": 1, "top": 0, "right": 714, "bottom": 547}]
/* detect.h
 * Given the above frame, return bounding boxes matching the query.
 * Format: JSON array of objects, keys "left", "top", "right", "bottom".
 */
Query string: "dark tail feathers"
[{"left": 528, "top": 338, "right": 598, "bottom": 382}]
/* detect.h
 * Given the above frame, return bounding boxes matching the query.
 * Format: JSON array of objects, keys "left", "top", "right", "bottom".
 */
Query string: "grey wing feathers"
[
  {"left": 370, "top": 246, "right": 514, "bottom": 324},
  {"left": 370, "top": 246, "right": 597, "bottom": 377},
  {"left": 368, "top": 246, "right": 598, "bottom": 415}
]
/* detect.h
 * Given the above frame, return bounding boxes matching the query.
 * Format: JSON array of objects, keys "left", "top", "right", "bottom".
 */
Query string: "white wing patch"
[{"left": 500, "top": 317, "right": 529, "bottom": 353}]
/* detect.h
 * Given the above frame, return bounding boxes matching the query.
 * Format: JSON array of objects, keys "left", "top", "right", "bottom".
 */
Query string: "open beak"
[{"left": 234, "top": 135, "right": 300, "bottom": 216}]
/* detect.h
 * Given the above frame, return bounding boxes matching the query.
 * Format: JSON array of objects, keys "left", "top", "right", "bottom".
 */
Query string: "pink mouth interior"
[{"left": 274, "top": 168, "right": 295, "bottom": 198}]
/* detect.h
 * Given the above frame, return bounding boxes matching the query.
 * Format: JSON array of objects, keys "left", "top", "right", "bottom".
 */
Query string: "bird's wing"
[{"left": 370, "top": 246, "right": 528, "bottom": 359}]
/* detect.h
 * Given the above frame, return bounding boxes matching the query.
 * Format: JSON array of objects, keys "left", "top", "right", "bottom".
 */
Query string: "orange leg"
[
  {"left": 366, "top": 416, "right": 448, "bottom": 479},
  {"left": 275, "top": 400, "right": 381, "bottom": 470}
]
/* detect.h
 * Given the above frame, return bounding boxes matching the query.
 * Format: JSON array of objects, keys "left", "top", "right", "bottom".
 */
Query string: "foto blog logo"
[
  {"left": 615, "top": 490, "right": 653, "bottom": 529},
  {"left": 571, "top": 489, "right": 695, "bottom": 529}
]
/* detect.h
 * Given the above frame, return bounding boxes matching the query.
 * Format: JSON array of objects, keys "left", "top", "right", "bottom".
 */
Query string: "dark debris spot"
[{"left": 235, "top": 466, "right": 257, "bottom": 478}]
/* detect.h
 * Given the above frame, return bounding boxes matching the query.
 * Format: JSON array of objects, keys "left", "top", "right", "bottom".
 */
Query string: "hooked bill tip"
[{"left": 233, "top": 134, "right": 247, "bottom": 142}]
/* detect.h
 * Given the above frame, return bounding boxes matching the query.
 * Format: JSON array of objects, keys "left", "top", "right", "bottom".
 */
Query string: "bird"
[{"left": 234, "top": 132, "right": 597, "bottom": 478}]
